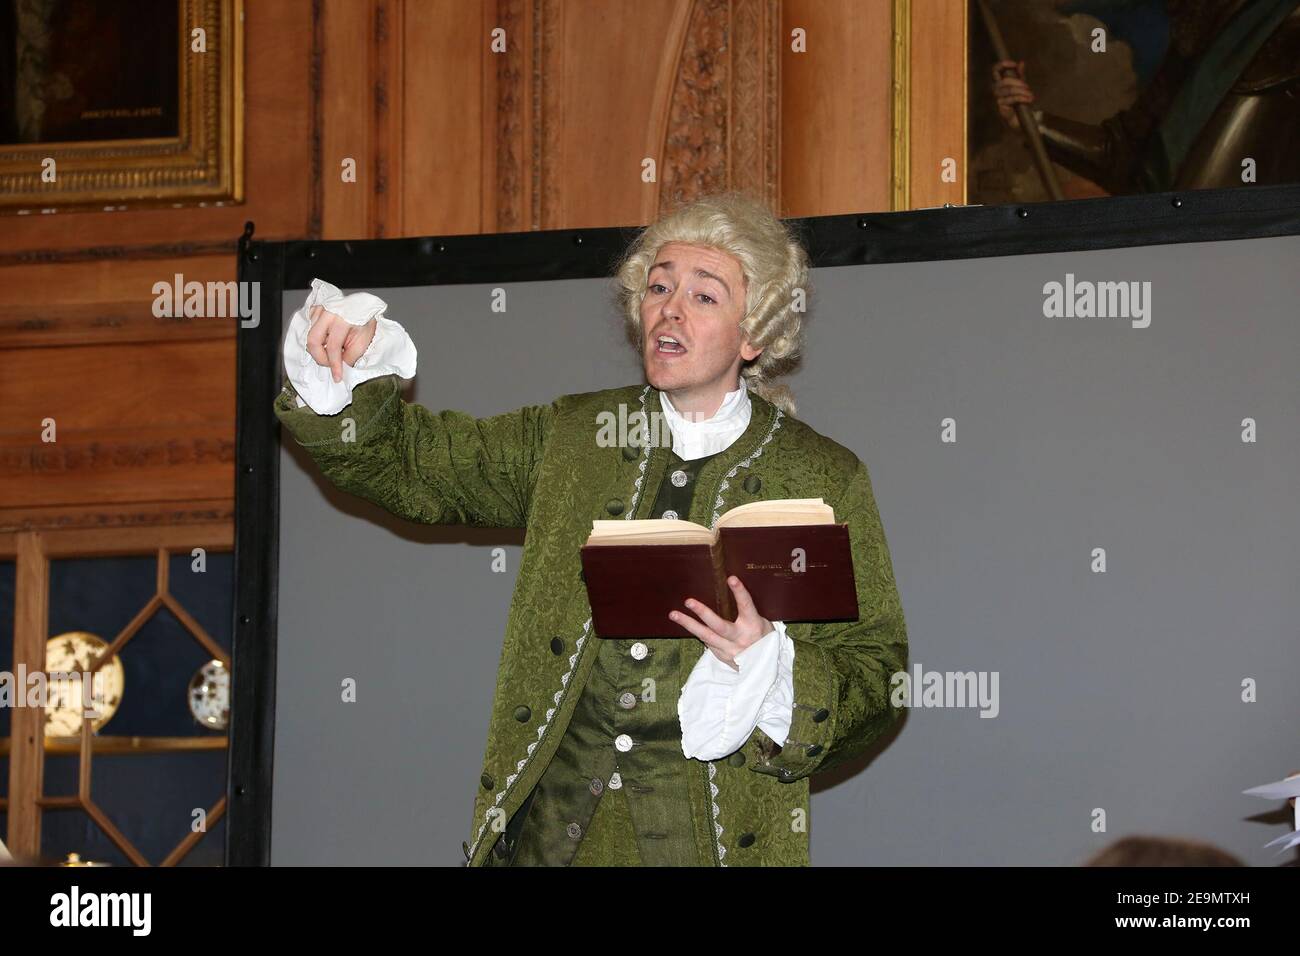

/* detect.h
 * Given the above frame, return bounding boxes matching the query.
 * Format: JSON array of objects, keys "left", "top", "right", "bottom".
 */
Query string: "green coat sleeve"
[
  {"left": 273, "top": 374, "right": 556, "bottom": 529},
  {"left": 743, "top": 458, "right": 908, "bottom": 781}
]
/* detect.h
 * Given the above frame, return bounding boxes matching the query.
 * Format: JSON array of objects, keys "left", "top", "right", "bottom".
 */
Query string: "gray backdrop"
[{"left": 273, "top": 234, "right": 1300, "bottom": 865}]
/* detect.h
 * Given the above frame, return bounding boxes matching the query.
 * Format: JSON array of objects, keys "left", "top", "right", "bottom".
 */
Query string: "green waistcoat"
[
  {"left": 273, "top": 376, "right": 909, "bottom": 867},
  {"left": 489, "top": 448, "right": 720, "bottom": 867}
]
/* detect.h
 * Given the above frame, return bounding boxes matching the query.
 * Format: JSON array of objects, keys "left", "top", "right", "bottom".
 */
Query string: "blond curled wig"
[{"left": 612, "top": 191, "right": 810, "bottom": 415}]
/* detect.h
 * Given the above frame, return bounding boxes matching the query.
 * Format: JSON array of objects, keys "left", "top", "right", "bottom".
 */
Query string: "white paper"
[
  {"left": 1262, "top": 829, "right": 1300, "bottom": 852},
  {"left": 1241, "top": 774, "right": 1300, "bottom": 800},
  {"left": 1242, "top": 773, "right": 1300, "bottom": 852}
]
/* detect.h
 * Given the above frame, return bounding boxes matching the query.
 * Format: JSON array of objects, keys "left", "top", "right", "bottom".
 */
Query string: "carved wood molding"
[
  {"left": 309, "top": 0, "right": 325, "bottom": 239},
  {"left": 728, "top": 0, "right": 781, "bottom": 209},
  {"left": 535, "top": 0, "right": 564, "bottom": 231},
  {"left": 0, "top": 504, "right": 236, "bottom": 541},
  {"left": 371, "top": 0, "right": 405, "bottom": 238},
  {"left": 0, "top": 239, "right": 240, "bottom": 269},
  {"left": 660, "top": 0, "right": 780, "bottom": 212},
  {"left": 658, "top": 0, "right": 731, "bottom": 211},
  {"left": 0, "top": 301, "right": 237, "bottom": 348},
  {"left": 492, "top": 0, "right": 527, "bottom": 231},
  {"left": 0, "top": 433, "right": 235, "bottom": 486},
  {"left": 494, "top": 0, "right": 781, "bottom": 229},
  {"left": 0, "top": 421, "right": 236, "bottom": 532},
  {"left": 892, "top": 0, "right": 912, "bottom": 212}
]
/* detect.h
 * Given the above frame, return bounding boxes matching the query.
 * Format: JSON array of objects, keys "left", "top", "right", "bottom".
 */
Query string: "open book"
[{"left": 580, "top": 498, "right": 859, "bottom": 638}]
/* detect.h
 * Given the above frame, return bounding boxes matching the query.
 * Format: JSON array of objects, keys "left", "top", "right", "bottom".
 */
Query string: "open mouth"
[{"left": 655, "top": 334, "right": 687, "bottom": 355}]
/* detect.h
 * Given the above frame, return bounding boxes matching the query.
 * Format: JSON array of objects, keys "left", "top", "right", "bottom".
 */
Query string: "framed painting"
[
  {"left": 0, "top": 0, "right": 243, "bottom": 212},
  {"left": 967, "top": 0, "right": 1300, "bottom": 204}
]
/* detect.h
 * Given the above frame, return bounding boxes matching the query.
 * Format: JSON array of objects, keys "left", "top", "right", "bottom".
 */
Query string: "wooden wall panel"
[
  {"left": 320, "top": 0, "right": 406, "bottom": 239},
  {"left": 0, "top": 256, "right": 234, "bottom": 307},
  {"left": 780, "top": 0, "right": 893, "bottom": 217},
  {"left": 558, "top": 0, "right": 685, "bottom": 228},
  {"left": 910, "top": 0, "right": 968, "bottom": 209},
  {"left": 779, "top": 0, "right": 968, "bottom": 216},
  {"left": 0, "top": 252, "right": 238, "bottom": 533},
  {"left": 321, "top": 0, "right": 376, "bottom": 239},
  {"left": 0, "top": 332, "right": 235, "bottom": 521},
  {"left": 403, "top": 0, "right": 489, "bottom": 237},
  {"left": 368, "top": 0, "right": 866, "bottom": 237}
]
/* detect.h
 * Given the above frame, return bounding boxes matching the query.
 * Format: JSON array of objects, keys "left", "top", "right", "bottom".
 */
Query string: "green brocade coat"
[{"left": 273, "top": 374, "right": 908, "bottom": 866}]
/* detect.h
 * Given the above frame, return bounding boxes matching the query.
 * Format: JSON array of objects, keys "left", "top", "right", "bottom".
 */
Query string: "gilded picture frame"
[{"left": 0, "top": 0, "right": 243, "bottom": 213}]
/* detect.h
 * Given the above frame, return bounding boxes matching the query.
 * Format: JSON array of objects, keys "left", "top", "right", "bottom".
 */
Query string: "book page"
[
  {"left": 715, "top": 497, "right": 833, "bottom": 529},
  {"left": 586, "top": 518, "right": 713, "bottom": 546}
]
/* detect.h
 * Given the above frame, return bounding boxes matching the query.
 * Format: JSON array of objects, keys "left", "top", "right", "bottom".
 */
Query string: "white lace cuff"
[
  {"left": 283, "top": 277, "right": 418, "bottom": 415},
  {"left": 678, "top": 620, "right": 796, "bottom": 760}
]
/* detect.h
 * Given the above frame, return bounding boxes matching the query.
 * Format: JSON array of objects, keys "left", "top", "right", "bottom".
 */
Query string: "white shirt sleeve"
[
  {"left": 284, "top": 277, "right": 418, "bottom": 414},
  {"left": 678, "top": 620, "right": 795, "bottom": 761}
]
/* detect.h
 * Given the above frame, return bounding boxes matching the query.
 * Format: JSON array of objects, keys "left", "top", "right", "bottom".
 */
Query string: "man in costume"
[{"left": 274, "top": 192, "right": 908, "bottom": 866}]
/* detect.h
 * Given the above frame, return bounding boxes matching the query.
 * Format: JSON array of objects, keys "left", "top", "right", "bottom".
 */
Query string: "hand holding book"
[
  {"left": 669, "top": 575, "right": 773, "bottom": 670},
  {"left": 580, "top": 498, "right": 860, "bottom": 638}
]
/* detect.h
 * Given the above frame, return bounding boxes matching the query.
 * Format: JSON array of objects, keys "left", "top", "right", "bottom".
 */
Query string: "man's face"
[{"left": 640, "top": 241, "right": 762, "bottom": 400}]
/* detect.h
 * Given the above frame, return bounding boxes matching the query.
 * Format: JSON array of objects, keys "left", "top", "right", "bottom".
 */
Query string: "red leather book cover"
[{"left": 580, "top": 523, "right": 858, "bottom": 638}]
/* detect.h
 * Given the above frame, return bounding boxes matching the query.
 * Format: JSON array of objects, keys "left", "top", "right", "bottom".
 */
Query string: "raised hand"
[{"left": 305, "top": 305, "right": 378, "bottom": 383}]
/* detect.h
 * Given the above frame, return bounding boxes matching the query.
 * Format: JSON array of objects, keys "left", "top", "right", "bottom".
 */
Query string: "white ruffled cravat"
[{"left": 657, "top": 382, "right": 752, "bottom": 462}]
